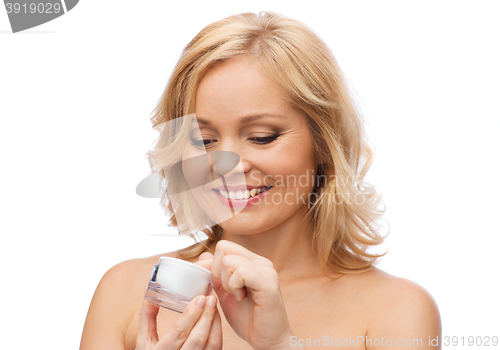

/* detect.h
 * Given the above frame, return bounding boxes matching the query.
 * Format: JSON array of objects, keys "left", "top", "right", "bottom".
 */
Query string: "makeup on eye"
[
  {"left": 248, "top": 134, "right": 281, "bottom": 144},
  {"left": 189, "top": 133, "right": 281, "bottom": 149}
]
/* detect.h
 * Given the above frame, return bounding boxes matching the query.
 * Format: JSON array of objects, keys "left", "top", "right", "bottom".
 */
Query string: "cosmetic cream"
[{"left": 145, "top": 257, "right": 213, "bottom": 313}]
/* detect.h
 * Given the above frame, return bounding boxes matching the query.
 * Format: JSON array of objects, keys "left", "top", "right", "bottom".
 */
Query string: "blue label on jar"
[{"left": 150, "top": 265, "right": 159, "bottom": 282}]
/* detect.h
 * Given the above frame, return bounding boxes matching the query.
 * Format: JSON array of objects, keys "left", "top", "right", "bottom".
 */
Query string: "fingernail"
[
  {"left": 196, "top": 296, "right": 206, "bottom": 309},
  {"left": 208, "top": 295, "right": 217, "bottom": 308}
]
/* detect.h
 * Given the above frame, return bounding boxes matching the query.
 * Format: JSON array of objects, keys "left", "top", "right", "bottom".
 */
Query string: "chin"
[{"left": 218, "top": 218, "right": 270, "bottom": 236}]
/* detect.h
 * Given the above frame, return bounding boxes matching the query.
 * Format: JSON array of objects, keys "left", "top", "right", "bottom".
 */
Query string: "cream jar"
[{"left": 145, "top": 257, "right": 213, "bottom": 313}]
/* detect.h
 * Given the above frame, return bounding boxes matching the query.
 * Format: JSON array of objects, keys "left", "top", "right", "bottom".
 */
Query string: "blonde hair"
[{"left": 148, "top": 11, "right": 387, "bottom": 274}]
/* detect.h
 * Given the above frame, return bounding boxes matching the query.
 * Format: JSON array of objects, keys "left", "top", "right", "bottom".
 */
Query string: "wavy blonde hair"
[{"left": 148, "top": 11, "right": 387, "bottom": 274}]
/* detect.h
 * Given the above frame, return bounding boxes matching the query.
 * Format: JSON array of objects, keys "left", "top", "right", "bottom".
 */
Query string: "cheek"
[
  {"left": 181, "top": 150, "right": 212, "bottom": 189},
  {"left": 250, "top": 140, "right": 316, "bottom": 187}
]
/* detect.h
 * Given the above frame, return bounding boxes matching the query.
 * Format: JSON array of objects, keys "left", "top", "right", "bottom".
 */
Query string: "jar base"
[{"left": 145, "top": 281, "right": 192, "bottom": 313}]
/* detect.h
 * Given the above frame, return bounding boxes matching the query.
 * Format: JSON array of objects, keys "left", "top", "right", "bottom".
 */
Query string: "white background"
[{"left": 1, "top": 1, "right": 499, "bottom": 348}]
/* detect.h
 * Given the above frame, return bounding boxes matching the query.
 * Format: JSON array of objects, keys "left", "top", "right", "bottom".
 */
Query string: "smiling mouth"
[{"left": 214, "top": 186, "right": 273, "bottom": 200}]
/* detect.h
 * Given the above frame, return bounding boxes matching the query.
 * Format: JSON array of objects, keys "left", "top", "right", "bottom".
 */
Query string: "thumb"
[
  {"left": 136, "top": 298, "right": 159, "bottom": 349},
  {"left": 194, "top": 252, "right": 213, "bottom": 271}
]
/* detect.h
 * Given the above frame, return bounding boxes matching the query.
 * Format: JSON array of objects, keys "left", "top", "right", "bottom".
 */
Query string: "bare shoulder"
[
  {"left": 352, "top": 267, "right": 442, "bottom": 349},
  {"left": 360, "top": 267, "right": 440, "bottom": 317},
  {"left": 80, "top": 251, "right": 181, "bottom": 350}
]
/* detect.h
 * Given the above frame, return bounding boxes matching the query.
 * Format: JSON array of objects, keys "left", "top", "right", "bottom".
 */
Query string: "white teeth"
[{"left": 218, "top": 187, "right": 270, "bottom": 199}]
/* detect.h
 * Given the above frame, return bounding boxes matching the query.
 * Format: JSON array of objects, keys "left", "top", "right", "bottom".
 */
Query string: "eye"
[
  {"left": 249, "top": 134, "right": 280, "bottom": 145},
  {"left": 190, "top": 138, "right": 216, "bottom": 149}
]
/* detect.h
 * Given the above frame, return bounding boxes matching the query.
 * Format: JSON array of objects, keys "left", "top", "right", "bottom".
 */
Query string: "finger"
[
  {"left": 211, "top": 240, "right": 272, "bottom": 281},
  {"left": 194, "top": 254, "right": 213, "bottom": 271},
  {"left": 203, "top": 303, "right": 223, "bottom": 350},
  {"left": 216, "top": 240, "right": 272, "bottom": 265},
  {"left": 227, "top": 267, "right": 248, "bottom": 301},
  {"left": 211, "top": 245, "right": 225, "bottom": 281},
  {"left": 137, "top": 299, "right": 160, "bottom": 348},
  {"left": 222, "top": 255, "right": 277, "bottom": 300},
  {"left": 198, "top": 252, "right": 214, "bottom": 260},
  {"left": 157, "top": 295, "right": 207, "bottom": 349},
  {"left": 218, "top": 255, "right": 256, "bottom": 301},
  {"left": 179, "top": 295, "right": 218, "bottom": 350},
  {"left": 220, "top": 257, "right": 237, "bottom": 298}
]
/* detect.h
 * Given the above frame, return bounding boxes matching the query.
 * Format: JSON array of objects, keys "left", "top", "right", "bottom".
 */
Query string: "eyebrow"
[{"left": 196, "top": 114, "right": 284, "bottom": 126}]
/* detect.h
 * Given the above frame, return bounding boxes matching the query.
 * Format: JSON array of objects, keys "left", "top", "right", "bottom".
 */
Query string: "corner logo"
[{"left": 3, "top": 0, "right": 78, "bottom": 33}]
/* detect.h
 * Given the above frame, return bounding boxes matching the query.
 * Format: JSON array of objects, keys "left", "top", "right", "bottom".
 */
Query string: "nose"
[
  {"left": 209, "top": 151, "right": 246, "bottom": 178},
  {"left": 207, "top": 136, "right": 254, "bottom": 196}
]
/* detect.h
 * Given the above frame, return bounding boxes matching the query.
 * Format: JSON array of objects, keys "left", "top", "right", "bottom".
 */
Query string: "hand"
[
  {"left": 136, "top": 294, "right": 222, "bottom": 350},
  {"left": 196, "top": 240, "right": 295, "bottom": 350}
]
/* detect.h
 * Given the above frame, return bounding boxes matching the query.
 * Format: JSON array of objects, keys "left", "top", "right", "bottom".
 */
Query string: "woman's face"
[{"left": 186, "top": 57, "right": 317, "bottom": 235}]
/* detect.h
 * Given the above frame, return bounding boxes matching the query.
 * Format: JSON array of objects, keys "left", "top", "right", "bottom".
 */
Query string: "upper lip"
[{"left": 213, "top": 185, "right": 271, "bottom": 191}]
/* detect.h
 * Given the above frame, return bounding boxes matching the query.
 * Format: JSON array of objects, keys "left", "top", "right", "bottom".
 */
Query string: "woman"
[{"left": 80, "top": 12, "right": 441, "bottom": 350}]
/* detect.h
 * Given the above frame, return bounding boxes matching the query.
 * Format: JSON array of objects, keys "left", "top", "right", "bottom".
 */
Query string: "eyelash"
[{"left": 190, "top": 134, "right": 280, "bottom": 149}]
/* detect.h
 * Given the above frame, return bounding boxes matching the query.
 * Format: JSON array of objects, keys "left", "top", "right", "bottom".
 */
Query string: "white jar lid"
[{"left": 158, "top": 256, "right": 211, "bottom": 276}]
